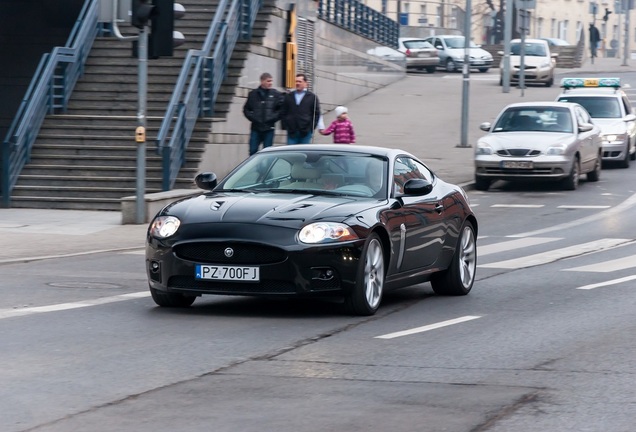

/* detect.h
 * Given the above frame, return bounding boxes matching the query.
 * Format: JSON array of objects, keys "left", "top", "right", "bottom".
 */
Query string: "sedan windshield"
[
  {"left": 218, "top": 151, "right": 389, "bottom": 199},
  {"left": 444, "top": 37, "right": 478, "bottom": 48},
  {"left": 493, "top": 107, "right": 573, "bottom": 133},
  {"left": 557, "top": 96, "right": 622, "bottom": 118}
]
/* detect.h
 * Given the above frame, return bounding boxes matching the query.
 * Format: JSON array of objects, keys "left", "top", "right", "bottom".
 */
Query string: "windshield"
[
  {"left": 218, "top": 151, "right": 389, "bottom": 199},
  {"left": 493, "top": 107, "right": 573, "bottom": 133},
  {"left": 444, "top": 37, "right": 478, "bottom": 49},
  {"left": 510, "top": 42, "right": 547, "bottom": 56},
  {"left": 557, "top": 96, "right": 622, "bottom": 118}
]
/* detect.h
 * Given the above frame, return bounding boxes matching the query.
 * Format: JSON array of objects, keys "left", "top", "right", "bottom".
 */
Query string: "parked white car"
[{"left": 499, "top": 38, "right": 557, "bottom": 87}]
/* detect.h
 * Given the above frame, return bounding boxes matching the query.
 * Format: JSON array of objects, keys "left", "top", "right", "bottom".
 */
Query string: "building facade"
[{"left": 361, "top": 0, "right": 631, "bottom": 57}]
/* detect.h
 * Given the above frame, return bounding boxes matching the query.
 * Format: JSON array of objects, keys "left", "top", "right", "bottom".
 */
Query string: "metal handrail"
[
  {"left": 1, "top": 0, "right": 99, "bottom": 207},
  {"left": 157, "top": 0, "right": 262, "bottom": 191}
]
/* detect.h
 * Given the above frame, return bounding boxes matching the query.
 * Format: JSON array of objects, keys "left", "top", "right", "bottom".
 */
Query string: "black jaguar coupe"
[{"left": 146, "top": 145, "right": 478, "bottom": 315}]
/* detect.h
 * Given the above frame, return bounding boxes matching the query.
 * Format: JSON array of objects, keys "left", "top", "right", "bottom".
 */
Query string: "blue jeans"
[
  {"left": 287, "top": 131, "right": 313, "bottom": 144},
  {"left": 249, "top": 130, "right": 275, "bottom": 155}
]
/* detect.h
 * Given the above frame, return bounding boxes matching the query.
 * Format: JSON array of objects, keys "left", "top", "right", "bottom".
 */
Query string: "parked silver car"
[
  {"left": 424, "top": 35, "right": 493, "bottom": 72},
  {"left": 397, "top": 38, "right": 439, "bottom": 73},
  {"left": 475, "top": 102, "right": 602, "bottom": 191}
]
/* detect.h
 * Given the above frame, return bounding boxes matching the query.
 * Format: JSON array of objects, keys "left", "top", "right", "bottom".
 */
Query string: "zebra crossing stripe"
[
  {"left": 478, "top": 238, "right": 631, "bottom": 269},
  {"left": 576, "top": 275, "right": 636, "bottom": 290},
  {"left": 479, "top": 237, "right": 560, "bottom": 257},
  {"left": 565, "top": 255, "right": 636, "bottom": 273}
]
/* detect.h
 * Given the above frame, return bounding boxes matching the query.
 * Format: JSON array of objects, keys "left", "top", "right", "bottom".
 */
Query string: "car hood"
[
  {"left": 591, "top": 118, "right": 628, "bottom": 135},
  {"left": 160, "top": 192, "right": 377, "bottom": 229},
  {"left": 509, "top": 55, "right": 551, "bottom": 67},
  {"left": 482, "top": 132, "right": 574, "bottom": 150}
]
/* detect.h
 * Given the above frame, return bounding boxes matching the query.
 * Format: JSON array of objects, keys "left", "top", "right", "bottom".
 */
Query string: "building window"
[
  {"left": 551, "top": 19, "right": 557, "bottom": 38},
  {"left": 537, "top": 17, "right": 543, "bottom": 37}
]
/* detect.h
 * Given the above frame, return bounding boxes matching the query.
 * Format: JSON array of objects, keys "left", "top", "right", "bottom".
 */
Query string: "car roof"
[
  {"left": 399, "top": 37, "right": 427, "bottom": 42},
  {"left": 502, "top": 101, "right": 578, "bottom": 110},
  {"left": 258, "top": 144, "right": 415, "bottom": 160}
]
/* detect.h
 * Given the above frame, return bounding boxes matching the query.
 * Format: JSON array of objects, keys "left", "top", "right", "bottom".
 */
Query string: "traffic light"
[
  {"left": 603, "top": 7, "right": 612, "bottom": 21},
  {"left": 131, "top": 0, "right": 185, "bottom": 58}
]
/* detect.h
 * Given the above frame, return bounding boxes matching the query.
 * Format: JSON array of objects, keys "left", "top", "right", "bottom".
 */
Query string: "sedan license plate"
[
  {"left": 473, "top": 60, "right": 484, "bottom": 65},
  {"left": 501, "top": 160, "right": 533, "bottom": 169},
  {"left": 195, "top": 265, "right": 260, "bottom": 282}
]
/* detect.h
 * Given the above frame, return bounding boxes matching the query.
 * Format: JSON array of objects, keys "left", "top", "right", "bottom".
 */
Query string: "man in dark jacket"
[
  {"left": 243, "top": 72, "right": 282, "bottom": 155},
  {"left": 589, "top": 23, "right": 600, "bottom": 58},
  {"left": 281, "top": 73, "right": 321, "bottom": 144}
]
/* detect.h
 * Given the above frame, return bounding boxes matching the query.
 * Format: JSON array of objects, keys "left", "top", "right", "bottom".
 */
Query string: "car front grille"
[
  {"left": 174, "top": 242, "right": 286, "bottom": 265},
  {"left": 497, "top": 149, "right": 541, "bottom": 157},
  {"left": 168, "top": 276, "right": 297, "bottom": 294}
]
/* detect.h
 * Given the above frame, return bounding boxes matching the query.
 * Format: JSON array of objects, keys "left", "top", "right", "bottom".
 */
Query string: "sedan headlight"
[
  {"left": 602, "top": 133, "right": 626, "bottom": 143},
  {"left": 546, "top": 146, "right": 566, "bottom": 155},
  {"left": 475, "top": 142, "right": 493, "bottom": 155},
  {"left": 299, "top": 222, "right": 359, "bottom": 244},
  {"left": 540, "top": 60, "right": 551, "bottom": 68},
  {"left": 149, "top": 216, "right": 181, "bottom": 238}
]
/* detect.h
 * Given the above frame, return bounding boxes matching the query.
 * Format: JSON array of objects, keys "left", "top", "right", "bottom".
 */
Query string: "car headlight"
[
  {"left": 602, "top": 133, "right": 625, "bottom": 143},
  {"left": 149, "top": 216, "right": 181, "bottom": 238},
  {"left": 475, "top": 142, "right": 493, "bottom": 155},
  {"left": 299, "top": 222, "right": 359, "bottom": 244},
  {"left": 540, "top": 60, "right": 551, "bottom": 68},
  {"left": 546, "top": 146, "right": 566, "bottom": 155}
]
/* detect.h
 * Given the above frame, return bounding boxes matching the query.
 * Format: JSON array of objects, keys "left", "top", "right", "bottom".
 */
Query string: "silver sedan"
[{"left": 474, "top": 102, "right": 602, "bottom": 191}]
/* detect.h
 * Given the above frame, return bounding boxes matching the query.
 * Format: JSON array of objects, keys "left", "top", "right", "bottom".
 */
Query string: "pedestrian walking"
[
  {"left": 589, "top": 23, "right": 601, "bottom": 59},
  {"left": 243, "top": 72, "right": 283, "bottom": 155},
  {"left": 281, "top": 73, "right": 321, "bottom": 144},
  {"left": 320, "top": 106, "right": 356, "bottom": 144}
]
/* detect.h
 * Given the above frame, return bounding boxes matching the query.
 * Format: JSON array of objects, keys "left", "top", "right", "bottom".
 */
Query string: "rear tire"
[
  {"left": 430, "top": 221, "right": 477, "bottom": 296},
  {"left": 345, "top": 233, "right": 385, "bottom": 316},
  {"left": 150, "top": 287, "right": 196, "bottom": 308},
  {"left": 426, "top": 66, "right": 436, "bottom": 73}
]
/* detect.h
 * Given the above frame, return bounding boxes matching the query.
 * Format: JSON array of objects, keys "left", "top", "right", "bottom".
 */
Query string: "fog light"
[
  {"left": 150, "top": 260, "right": 160, "bottom": 273},
  {"left": 311, "top": 267, "right": 335, "bottom": 280}
]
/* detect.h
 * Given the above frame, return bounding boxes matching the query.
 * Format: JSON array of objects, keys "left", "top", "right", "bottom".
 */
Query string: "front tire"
[
  {"left": 445, "top": 58, "right": 457, "bottom": 72},
  {"left": 150, "top": 287, "right": 196, "bottom": 308},
  {"left": 478, "top": 67, "right": 489, "bottom": 73},
  {"left": 426, "top": 66, "right": 436, "bottom": 73},
  {"left": 345, "top": 233, "right": 385, "bottom": 316},
  {"left": 474, "top": 177, "right": 491, "bottom": 191},
  {"left": 587, "top": 154, "right": 602, "bottom": 181},
  {"left": 430, "top": 221, "right": 477, "bottom": 296},
  {"left": 562, "top": 157, "right": 580, "bottom": 190},
  {"left": 619, "top": 146, "right": 630, "bottom": 168}
]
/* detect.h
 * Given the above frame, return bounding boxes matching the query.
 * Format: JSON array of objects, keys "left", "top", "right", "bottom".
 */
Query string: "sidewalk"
[{"left": 2, "top": 57, "right": 635, "bottom": 263}]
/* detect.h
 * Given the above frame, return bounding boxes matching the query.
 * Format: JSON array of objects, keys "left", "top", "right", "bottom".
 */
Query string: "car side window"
[{"left": 393, "top": 157, "right": 433, "bottom": 195}]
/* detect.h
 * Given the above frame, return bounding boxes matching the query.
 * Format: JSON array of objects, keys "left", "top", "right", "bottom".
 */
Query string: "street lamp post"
[{"left": 459, "top": 0, "right": 472, "bottom": 148}]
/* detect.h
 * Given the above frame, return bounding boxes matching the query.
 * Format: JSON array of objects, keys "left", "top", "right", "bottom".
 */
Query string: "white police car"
[{"left": 556, "top": 77, "right": 636, "bottom": 167}]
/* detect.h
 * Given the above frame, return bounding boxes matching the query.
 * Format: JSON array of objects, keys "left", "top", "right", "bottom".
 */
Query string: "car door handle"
[{"left": 435, "top": 203, "right": 444, "bottom": 213}]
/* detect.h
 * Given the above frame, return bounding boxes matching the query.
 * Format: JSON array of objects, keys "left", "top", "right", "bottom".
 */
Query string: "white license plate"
[
  {"left": 501, "top": 160, "right": 533, "bottom": 169},
  {"left": 473, "top": 60, "right": 484, "bottom": 65},
  {"left": 195, "top": 265, "right": 260, "bottom": 282}
]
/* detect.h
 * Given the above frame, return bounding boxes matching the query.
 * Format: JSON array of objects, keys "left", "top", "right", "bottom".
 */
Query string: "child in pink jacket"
[{"left": 320, "top": 106, "right": 356, "bottom": 144}]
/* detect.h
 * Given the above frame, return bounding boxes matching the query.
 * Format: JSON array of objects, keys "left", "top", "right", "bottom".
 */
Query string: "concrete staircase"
[{"left": 10, "top": 0, "right": 274, "bottom": 211}]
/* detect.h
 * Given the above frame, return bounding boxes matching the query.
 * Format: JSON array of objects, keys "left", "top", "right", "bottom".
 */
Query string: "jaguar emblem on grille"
[{"left": 224, "top": 248, "right": 234, "bottom": 258}]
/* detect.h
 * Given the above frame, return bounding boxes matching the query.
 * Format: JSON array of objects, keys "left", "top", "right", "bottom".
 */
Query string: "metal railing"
[
  {"left": 318, "top": 0, "right": 399, "bottom": 48},
  {"left": 1, "top": 0, "right": 99, "bottom": 207},
  {"left": 157, "top": 0, "right": 263, "bottom": 191}
]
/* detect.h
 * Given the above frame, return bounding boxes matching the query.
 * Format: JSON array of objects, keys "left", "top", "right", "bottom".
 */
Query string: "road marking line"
[
  {"left": 479, "top": 237, "right": 561, "bottom": 257},
  {"left": 576, "top": 275, "right": 636, "bottom": 290},
  {"left": 491, "top": 204, "right": 545, "bottom": 208},
  {"left": 0, "top": 291, "right": 150, "bottom": 320},
  {"left": 375, "top": 315, "right": 482, "bottom": 339},
  {"left": 557, "top": 205, "right": 611, "bottom": 209},
  {"left": 479, "top": 238, "right": 631, "bottom": 269},
  {"left": 565, "top": 255, "right": 636, "bottom": 272}
]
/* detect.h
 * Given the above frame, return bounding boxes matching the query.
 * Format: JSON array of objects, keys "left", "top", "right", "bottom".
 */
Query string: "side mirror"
[
  {"left": 402, "top": 178, "right": 433, "bottom": 196},
  {"left": 623, "top": 114, "right": 636, "bottom": 122},
  {"left": 551, "top": 52, "right": 559, "bottom": 58},
  {"left": 480, "top": 122, "right": 492, "bottom": 132},
  {"left": 497, "top": 50, "right": 504, "bottom": 56},
  {"left": 435, "top": 45, "right": 443, "bottom": 50},
  {"left": 195, "top": 172, "right": 218, "bottom": 190},
  {"left": 578, "top": 123, "right": 594, "bottom": 133}
]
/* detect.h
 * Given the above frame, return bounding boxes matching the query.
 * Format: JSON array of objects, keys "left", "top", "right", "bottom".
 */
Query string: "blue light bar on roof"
[{"left": 560, "top": 77, "right": 621, "bottom": 89}]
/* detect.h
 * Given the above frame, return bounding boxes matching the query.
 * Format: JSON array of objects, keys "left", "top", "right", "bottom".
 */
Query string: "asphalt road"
[{"left": 2, "top": 69, "right": 636, "bottom": 432}]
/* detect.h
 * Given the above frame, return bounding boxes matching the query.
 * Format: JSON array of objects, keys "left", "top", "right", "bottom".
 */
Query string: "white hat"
[{"left": 334, "top": 106, "right": 348, "bottom": 117}]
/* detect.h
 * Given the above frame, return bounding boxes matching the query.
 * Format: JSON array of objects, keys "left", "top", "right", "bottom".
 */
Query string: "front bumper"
[
  {"left": 508, "top": 66, "right": 553, "bottom": 83},
  {"left": 475, "top": 155, "right": 574, "bottom": 181},
  {"left": 146, "top": 237, "right": 366, "bottom": 298},
  {"left": 601, "top": 141, "right": 629, "bottom": 161}
]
